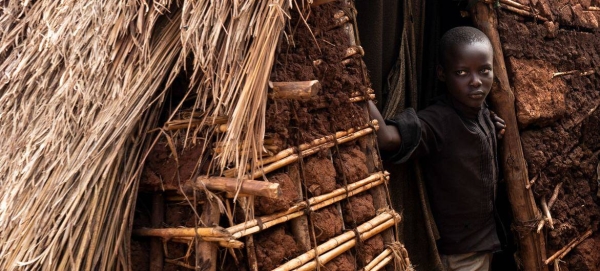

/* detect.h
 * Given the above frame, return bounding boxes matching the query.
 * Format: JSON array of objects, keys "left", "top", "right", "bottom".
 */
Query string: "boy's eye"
[
  {"left": 455, "top": 70, "right": 467, "bottom": 76},
  {"left": 480, "top": 68, "right": 492, "bottom": 74}
]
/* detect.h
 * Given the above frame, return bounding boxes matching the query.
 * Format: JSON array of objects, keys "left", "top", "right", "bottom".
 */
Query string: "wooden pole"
[
  {"left": 194, "top": 177, "right": 281, "bottom": 199},
  {"left": 149, "top": 194, "right": 164, "bottom": 271},
  {"left": 288, "top": 164, "right": 312, "bottom": 251},
  {"left": 268, "top": 80, "right": 320, "bottom": 100},
  {"left": 132, "top": 226, "right": 231, "bottom": 238},
  {"left": 471, "top": 3, "right": 548, "bottom": 271},
  {"left": 197, "top": 200, "right": 221, "bottom": 271}
]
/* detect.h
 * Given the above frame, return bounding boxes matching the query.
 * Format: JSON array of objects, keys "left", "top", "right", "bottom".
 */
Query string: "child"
[{"left": 368, "top": 26, "right": 506, "bottom": 271}]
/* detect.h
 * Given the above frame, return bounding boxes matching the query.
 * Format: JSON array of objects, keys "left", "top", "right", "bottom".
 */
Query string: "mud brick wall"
[{"left": 498, "top": 1, "right": 600, "bottom": 270}]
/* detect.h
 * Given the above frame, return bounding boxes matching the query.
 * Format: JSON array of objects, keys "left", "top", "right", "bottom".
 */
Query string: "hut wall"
[{"left": 497, "top": 1, "right": 600, "bottom": 270}]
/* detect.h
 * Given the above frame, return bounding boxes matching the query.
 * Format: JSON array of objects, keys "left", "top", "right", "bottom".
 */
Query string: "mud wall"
[
  {"left": 130, "top": 1, "right": 406, "bottom": 270},
  {"left": 497, "top": 1, "right": 600, "bottom": 270}
]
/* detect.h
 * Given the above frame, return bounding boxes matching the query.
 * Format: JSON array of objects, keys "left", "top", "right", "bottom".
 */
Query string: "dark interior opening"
[{"left": 356, "top": 0, "right": 519, "bottom": 270}]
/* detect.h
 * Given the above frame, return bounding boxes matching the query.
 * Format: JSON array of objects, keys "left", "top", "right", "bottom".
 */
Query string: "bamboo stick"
[
  {"left": 219, "top": 240, "right": 244, "bottom": 249},
  {"left": 171, "top": 236, "right": 244, "bottom": 249},
  {"left": 344, "top": 46, "right": 365, "bottom": 58},
  {"left": 332, "top": 16, "right": 351, "bottom": 29},
  {"left": 548, "top": 182, "right": 563, "bottom": 209},
  {"left": 498, "top": 2, "right": 549, "bottom": 21},
  {"left": 544, "top": 229, "right": 593, "bottom": 265},
  {"left": 499, "top": 0, "right": 531, "bottom": 11},
  {"left": 334, "top": 10, "right": 346, "bottom": 20},
  {"left": 272, "top": 211, "right": 400, "bottom": 271},
  {"left": 541, "top": 198, "right": 554, "bottom": 230},
  {"left": 226, "top": 172, "right": 386, "bottom": 234},
  {"left": 132, "top": 227, "right": 231, "bottom": 238},
  {"left": 294, "top": 216, "right": 400, "bottom": 271},
  {"left": 268, "top": 80, "right": 321, "bottom": 100},
  {"left": 370, "top": 255, "right": 393, "bottom": 271},
  {"left": 348, "top": 94, "right": 376, "bottom": 103},
  {"left": 363, "top": 248, "right": 392, "bottom": 271},
  {"left": 471, "top": 3, "right": 549, "bottom": 271},
  {"left": 314, "top": 94, "right": 375, "bottom": 108},
  {"left": 228, "top": 173, "right": 388, "bottom": 238},
  {"left": 194, "top": 177, "right": 281, "bottom": 199},
  {"left": 308, "top": 177, "right": 385, "bottom": 211},
  {"left": 247, "top": 123, "right": 379, "bottom": 179}
]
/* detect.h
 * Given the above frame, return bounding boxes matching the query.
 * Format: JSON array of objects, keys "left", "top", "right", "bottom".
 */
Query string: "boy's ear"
[{"left": 436, "top": 64, "right": 446, "bottom": 82}]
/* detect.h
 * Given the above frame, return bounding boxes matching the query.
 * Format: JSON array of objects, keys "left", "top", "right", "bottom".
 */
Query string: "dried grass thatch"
[{"left": 0, "top": 0, "right": 290, "bottom": 270}]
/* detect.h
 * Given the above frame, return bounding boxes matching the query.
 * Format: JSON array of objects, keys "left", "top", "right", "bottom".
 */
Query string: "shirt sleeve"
[{"left": 380, "top": 107, "right": 443, "bottom": 164}]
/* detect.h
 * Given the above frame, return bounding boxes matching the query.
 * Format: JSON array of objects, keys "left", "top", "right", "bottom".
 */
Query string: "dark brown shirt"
[{"left": 385, "top": 97, "right": 501, "bottom": 254}]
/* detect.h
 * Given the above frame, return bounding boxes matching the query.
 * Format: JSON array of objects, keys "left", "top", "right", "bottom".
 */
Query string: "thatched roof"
[{"left": 0, "top": 0, "right": 289, "bottom": 270}]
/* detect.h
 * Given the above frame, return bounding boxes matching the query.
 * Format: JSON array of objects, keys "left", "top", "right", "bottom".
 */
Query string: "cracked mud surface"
[{"left": 498, "top": 7, "right": 600, "bottom": 270}]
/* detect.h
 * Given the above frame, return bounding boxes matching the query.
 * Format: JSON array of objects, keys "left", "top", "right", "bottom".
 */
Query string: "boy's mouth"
[{"left": 468, "top": 91, "right": 485, "bottom": 99}]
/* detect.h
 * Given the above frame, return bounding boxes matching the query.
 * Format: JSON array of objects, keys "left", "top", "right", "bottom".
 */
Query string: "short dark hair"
[{"left": 438, "top": 26, "right": 492, "bottom": 67}]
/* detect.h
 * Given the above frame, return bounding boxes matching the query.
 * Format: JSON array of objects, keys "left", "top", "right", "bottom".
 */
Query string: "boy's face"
[{"left": 437, "top": 41, "right": 494, "bottom": 109}]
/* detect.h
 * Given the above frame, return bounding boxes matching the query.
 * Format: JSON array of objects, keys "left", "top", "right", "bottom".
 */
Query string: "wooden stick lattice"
[
  {"left": 228, "top": 171, "right": 389, "bottom": 238},
  {"left": 272, "top": 210, "right": 400, "bottom": 271},
  {"left": 133, "top": 171, "right": 388, "bottom": 244},
  {"left": 294, "top": 214, "right": 400, "bottom": 271},
  {"left": 223, "top": 120, "right": 378, "bottom": 178}
]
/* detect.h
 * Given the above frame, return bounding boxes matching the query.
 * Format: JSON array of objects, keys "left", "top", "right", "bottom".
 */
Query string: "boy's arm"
[{"left": 368, "top": 100, "right": 401, "bottom": 152}]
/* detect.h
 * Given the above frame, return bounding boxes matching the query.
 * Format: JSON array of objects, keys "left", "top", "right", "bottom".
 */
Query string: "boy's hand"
[{"left": 490, "top": 110, "right": 506, "bottom": 139}]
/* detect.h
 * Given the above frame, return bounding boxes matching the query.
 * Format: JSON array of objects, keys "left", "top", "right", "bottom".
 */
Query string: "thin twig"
[
  {"left": 541, "top": 198, "right": 554, "bottom": 230},
  {"left": 545, "top": 229, "right": 593, "bottom": 264},
  {"left": 548, "top": 182, "right": 563, "bottom": 209},
  {"left": 526, "top": 173, "right": 539, "bottom": 189}
]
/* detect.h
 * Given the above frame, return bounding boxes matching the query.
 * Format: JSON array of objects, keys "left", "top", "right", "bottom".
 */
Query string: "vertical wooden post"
[
  {"left": 197, "top": 199, "right": 220, "bottom": 271},
  {"left": 471, "top": 3, "right": 548, "bottom": 271},
  {"left": 288, "top": 164, "right": 312, "bottom": 251},
  {"left": 150, "top": 193, "right": 164, "bottom": 271}
]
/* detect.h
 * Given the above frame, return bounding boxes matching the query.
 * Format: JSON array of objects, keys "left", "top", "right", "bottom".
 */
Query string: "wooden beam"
[
  {"left": 195, "top": 177, "right": 281, "bottom": 199},
  {"left": 268, "top": 80, "right": 320, "bottom": 100},
  {"left": 197, "top": 200, "right": 221, "bottom": 271},
  {"left": 471, "top": 3, "right": 548, "bottom": 271}
]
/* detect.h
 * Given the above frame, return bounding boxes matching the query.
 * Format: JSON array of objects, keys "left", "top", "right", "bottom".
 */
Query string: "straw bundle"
[
  {"left": 0, "top": 1, "right": 180, "bottom": 270},
  {"left": 178, "top": 0, "right": 291, "bottom": 179},
  {"left": 0, "top": 0, "right": 292, "bottom": 270}
]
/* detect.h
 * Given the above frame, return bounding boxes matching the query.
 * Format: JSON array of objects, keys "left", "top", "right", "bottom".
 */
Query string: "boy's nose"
[{"left": 470, "top": 75, "right": 482, "bottom": 87}]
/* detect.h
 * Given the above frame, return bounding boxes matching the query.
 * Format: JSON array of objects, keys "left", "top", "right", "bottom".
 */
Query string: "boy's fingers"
[{"left": 498, "top": 128, "right": 505, "bottom": 139}]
